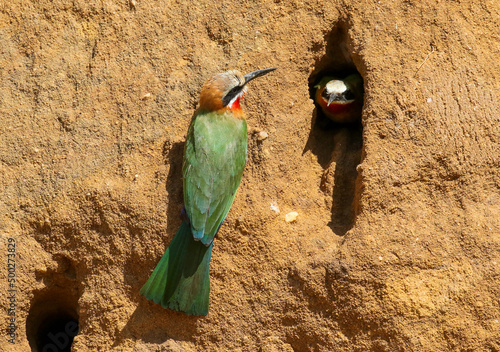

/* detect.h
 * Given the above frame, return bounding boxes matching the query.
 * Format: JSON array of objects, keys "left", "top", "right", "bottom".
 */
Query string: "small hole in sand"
[
  {"left": 27, "top": 256, "right": 80, "bottom": 352},
  {"left": 305, "top": 25, "right": 364, "bottom": 236}
]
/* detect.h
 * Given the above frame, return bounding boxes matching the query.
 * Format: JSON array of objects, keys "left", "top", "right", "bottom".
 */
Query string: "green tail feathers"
[{"left": 140, "top": 221, "right": 213, "bottom": 315}]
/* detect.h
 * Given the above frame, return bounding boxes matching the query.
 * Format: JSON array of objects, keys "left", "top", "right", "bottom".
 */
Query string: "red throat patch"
[{"left": 230, "top": 96, "right": 242, "bottom": 111}]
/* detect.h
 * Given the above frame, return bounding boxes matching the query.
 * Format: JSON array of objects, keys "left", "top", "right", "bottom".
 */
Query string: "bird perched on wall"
[
  {"left": 140, "top": 67, "right": 276, "bottom": 315},
  {"left": 314, "top": 73, "right": 363, "bottom": 124}
]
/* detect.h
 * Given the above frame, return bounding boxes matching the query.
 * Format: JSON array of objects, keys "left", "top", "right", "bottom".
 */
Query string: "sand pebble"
[
  {"left": 257, "top": 131, "right": 268, "bottom": 141},
  {"left": 285, "top": 211, "right": 298, "bottom": 223},
  {"left": 270, "top": 202, "right": 280, "bottom": 214}
]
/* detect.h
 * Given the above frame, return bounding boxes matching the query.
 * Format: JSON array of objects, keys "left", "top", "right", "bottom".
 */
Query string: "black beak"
[
  {"left": 243, "top": 67, "right": 276, "bottom": 85},
  {"left": 222, "top": 68, "right": 276, "bottom": 107}
]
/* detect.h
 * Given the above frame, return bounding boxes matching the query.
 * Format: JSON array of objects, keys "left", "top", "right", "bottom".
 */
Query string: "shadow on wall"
[{"left": 304, "top": 24, "right": 364, "bottom": 237}]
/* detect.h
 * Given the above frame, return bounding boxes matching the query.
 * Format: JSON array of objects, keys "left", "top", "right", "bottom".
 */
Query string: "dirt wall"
[{"left": 1, "top": 0, "right": 499, "bottom": 351}]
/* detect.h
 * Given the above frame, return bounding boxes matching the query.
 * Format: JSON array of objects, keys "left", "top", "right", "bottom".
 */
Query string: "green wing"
[{"left": 183, "top": 110, "right": 247, "bottom": 246}]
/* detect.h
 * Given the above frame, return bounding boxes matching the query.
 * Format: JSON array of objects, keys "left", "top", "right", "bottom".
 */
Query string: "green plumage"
[
  {"left": 140, "top": 109, "right": 247, "bottom": 315},
  {"left": 139, "top": 221, "right": 213, "bottom": 315},
  {"left": 184, "top": 110, "right": 248, "bottom": 245}
]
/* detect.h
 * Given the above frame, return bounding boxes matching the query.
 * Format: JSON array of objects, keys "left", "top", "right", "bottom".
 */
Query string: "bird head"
[
  {"left": 315, "top": 73, "right": 363, "bottom": 106},
  {"left": 198, "top": 68, "right": 276, "bottom": 114},
  {"left": 323, "top": 79, "right": 354, "bottom": 106},
  {"left": 314, "top": 73, "right": 364, "bottom": 124}
]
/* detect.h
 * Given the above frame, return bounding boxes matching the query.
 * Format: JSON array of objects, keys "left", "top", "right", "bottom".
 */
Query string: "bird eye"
[
  {"left": 321, "top": 89, "right": 331, "bottom": 101},
  {"left": 222, "top": 86, "right": 243, "bottom": 107},
  {"left": 343, "top": 89, "right": 355, "bottom": 101}
]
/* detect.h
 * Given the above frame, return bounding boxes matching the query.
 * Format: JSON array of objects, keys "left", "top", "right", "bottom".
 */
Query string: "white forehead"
[{"left": 325, "top": 80, "right": 347, "bottom": 94}]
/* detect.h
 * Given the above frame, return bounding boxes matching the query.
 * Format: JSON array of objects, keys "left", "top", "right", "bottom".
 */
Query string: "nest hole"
[
  {"left": 27, "top": 257, "right": 80, "bottom": 352},
  {"left": 306, "top": 25, "right": 364, "bottom": 236}
]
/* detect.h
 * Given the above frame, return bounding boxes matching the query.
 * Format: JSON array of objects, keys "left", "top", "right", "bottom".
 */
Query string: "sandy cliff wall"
[{"left": 1, "top": 0, "right": 499, "bottom": 351}]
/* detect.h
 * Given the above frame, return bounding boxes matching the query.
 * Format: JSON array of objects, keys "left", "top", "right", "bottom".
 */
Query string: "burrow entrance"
[
  {"left": 305, "top": 25, "right": 364, "bottom": 236},
  {"left": 26, "top": 255, "right": 80, "bottom": 352}
]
